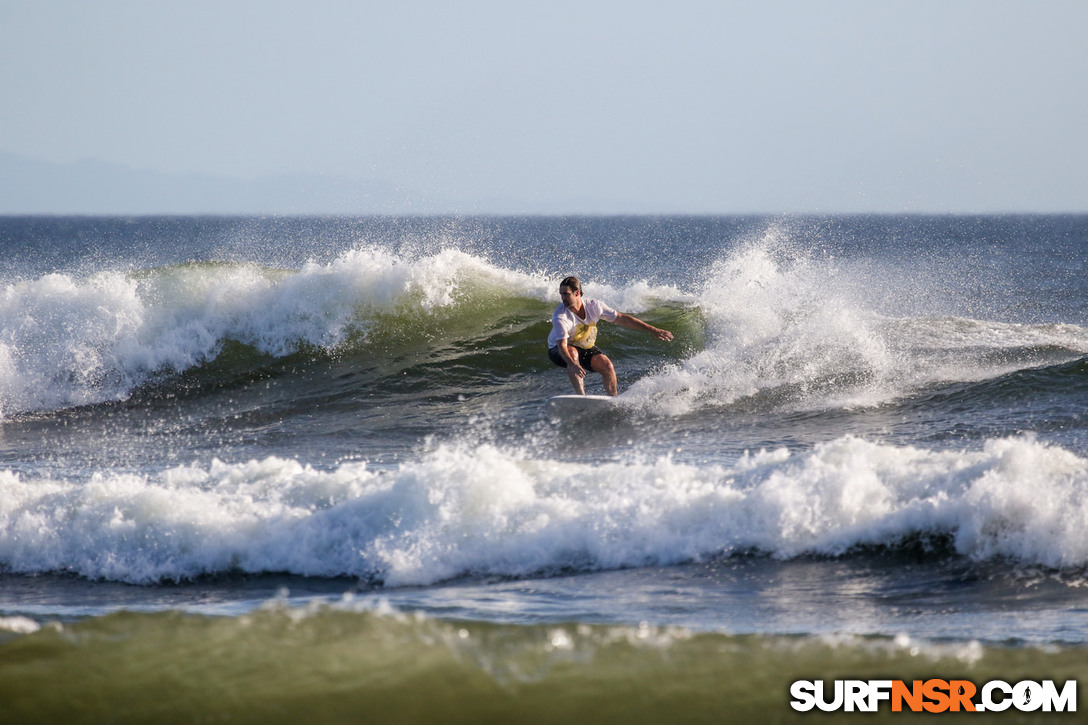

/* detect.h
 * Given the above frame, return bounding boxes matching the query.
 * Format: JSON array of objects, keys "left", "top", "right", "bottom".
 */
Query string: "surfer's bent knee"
[{"left": 548, "top": 345, "right": 604, "bottom": 370}]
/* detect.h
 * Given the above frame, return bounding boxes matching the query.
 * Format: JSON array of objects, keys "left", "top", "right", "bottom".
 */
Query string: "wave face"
[
  {"left": 0, "top": 242, "right": 701, "bottom": 417},
  {"left": 0, "top": 249, "right": 538, "bottom": 415}
]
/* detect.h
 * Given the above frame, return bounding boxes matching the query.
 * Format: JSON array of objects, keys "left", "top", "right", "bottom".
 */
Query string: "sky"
[{"left": 1, "top": 0, "right": 1086, "bottom": 214}]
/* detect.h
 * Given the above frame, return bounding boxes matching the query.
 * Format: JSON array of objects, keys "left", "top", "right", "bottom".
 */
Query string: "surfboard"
[{"left": 545, "top": 394, "right": 619, "bottom": 415}]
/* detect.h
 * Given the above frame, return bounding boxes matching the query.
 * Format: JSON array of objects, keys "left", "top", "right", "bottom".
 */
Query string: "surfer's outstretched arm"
[{"left": 613, "top": 313, "right": 674, "bottom": 342}]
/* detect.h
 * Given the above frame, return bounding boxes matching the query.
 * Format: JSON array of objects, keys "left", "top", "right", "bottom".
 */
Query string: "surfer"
[{"left": 548, "top": 276, "right": 673, "bottom": 396}]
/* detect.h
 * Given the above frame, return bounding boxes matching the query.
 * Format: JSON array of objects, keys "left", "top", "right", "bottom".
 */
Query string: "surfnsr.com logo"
[{"left": 790, "top": 679, "right": 1077, "bottom": 713}]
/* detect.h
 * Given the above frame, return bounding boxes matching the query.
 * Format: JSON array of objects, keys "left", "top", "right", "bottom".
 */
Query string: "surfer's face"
[{"left": 559, "top": 285, "right": 581, "bottom": 309}]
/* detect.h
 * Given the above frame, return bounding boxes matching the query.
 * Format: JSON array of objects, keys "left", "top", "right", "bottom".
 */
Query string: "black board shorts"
[{"left": 549, "top": 345, "right": 603, "bottom": 369}]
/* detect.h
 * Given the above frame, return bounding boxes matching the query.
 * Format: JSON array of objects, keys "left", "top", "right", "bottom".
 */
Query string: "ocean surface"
[{"left": 2, "top": 214, "right": 1088, "bottom": 722}]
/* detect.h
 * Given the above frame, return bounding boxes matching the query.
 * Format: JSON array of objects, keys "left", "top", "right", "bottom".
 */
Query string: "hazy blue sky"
[{"left": 1, "top": 0, "right": 1085, "bottom": 213}]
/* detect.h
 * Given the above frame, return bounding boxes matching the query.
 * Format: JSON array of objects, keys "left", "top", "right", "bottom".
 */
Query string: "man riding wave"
[{"left": 547, "top": 276, "right": 673, "bottom": 396}]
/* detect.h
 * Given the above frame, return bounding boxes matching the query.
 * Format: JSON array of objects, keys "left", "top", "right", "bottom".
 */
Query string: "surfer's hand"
[
  {"left": 653, "top": 328, "right": 674, "bottom": 342},
  {"left": 573, "top": 364, "right": 586, "bottom": 378}
]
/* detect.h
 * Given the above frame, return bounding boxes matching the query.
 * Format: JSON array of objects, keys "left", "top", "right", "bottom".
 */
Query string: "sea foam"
[
  {"left": 628, "top": 233, "right": 1088, "bottom": 413},
  {"left": 2, "top": 435, "right": 1087, "bottom": 585}
]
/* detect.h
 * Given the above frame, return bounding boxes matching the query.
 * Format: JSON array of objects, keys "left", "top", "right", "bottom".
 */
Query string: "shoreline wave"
[{"left": 2, "top": 602, "right": 1085, "bottom": 724}]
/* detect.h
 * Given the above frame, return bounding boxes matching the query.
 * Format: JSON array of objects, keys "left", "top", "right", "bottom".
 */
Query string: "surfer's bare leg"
[
  {"left": 567, "top": 365, "right": 587, "bottom": 395},
  {"left": 591, "top": 354, "right": 618, "bottom": 396}
]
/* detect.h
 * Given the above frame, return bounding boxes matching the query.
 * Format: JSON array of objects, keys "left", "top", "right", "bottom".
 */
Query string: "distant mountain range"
[
  {"left": 0, "top": 152, "right": 461, "bottom": 215},
  {"left": 0, "top": 152, "right": 742, "bottom": 216}
]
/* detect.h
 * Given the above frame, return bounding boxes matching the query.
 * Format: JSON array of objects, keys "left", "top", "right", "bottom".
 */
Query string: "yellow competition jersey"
[{"left": 548, "top": 298, "right": 619, "bottom": 349}]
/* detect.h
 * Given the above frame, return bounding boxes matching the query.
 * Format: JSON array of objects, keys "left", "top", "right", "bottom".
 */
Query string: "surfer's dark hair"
[{"left": 559, "top": 276, "right": 582, "bottom": 293}]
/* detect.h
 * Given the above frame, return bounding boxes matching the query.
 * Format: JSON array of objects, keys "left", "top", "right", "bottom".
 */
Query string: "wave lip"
[{"left": 2, "top": 435, "right": 1087, "bottom": 586}]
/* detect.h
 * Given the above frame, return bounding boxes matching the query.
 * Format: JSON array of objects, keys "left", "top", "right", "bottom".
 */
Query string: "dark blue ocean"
[{"left": 2, "top": 215, "right": 1087, "bottom": 722}]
